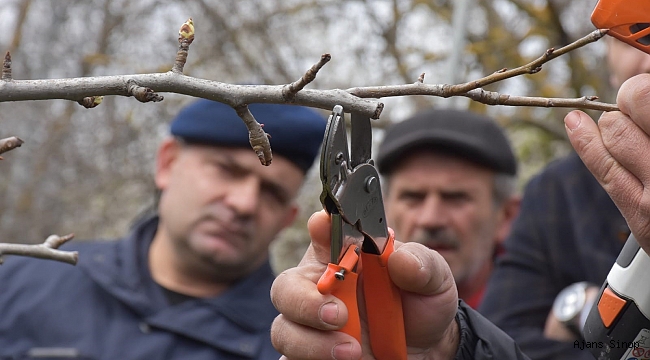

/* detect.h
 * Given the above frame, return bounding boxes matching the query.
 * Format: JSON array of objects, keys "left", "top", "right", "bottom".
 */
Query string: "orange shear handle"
[
  {"left": 317, "top": 232, "right": 407, "bottom": 360},
  {"left": 360, "top": 231, "right": 407, "bottom": 360},
  {"left": 317, "top": 244, "right": 362, "bottom": 344}
]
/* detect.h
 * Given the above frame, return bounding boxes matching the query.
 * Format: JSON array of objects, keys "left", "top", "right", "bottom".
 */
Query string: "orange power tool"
[
  {"left": 317, "top": 105, "right": 407, "bottom": 359},
  {"left": 581, "top": 2, "right": 650, "bottom": 359}
]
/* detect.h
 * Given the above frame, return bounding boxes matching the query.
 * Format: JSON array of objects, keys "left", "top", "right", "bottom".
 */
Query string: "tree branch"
[
  {"left": 0, "top": 234, "right": 78, "bottom": 265},
  {"left": 0, "top": 20, "right": 618, "bottom": 169}
]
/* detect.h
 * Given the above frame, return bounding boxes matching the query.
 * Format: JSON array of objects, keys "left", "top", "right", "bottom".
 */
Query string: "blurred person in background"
[
  {"left": 479, "top": 36, "right": 650, "bottom": 360},
  {"left": 0, "top": 100, "right": 326, "bottom": 360},
  {"left": 376, "top": 108, "right": 521, "bottom": 309}
]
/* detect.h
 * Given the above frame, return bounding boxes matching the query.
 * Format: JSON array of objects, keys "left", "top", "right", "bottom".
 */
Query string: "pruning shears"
[
  {"left": 591, "top": 0, "right": 650, "bottom": 54},
  {"left": 316, "top": 105, "right": 407, "bottom": 359}
]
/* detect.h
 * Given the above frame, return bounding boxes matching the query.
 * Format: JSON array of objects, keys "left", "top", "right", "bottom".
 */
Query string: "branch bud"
[{"left": 179, "top": 18, "right": 195, "bottom": 41}]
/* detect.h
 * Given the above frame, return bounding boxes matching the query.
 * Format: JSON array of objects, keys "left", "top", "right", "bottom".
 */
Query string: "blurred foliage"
[{"left": 0, "top": 0, "right": 617, "bottom": 273}]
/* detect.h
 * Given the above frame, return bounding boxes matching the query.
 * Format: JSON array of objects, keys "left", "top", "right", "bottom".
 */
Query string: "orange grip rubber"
[
  {"left": 316, "top": 245, "right": 361, "bottom": 344},
  {"left": 360, "top": 232, "right": 407, "bottom": 360}
]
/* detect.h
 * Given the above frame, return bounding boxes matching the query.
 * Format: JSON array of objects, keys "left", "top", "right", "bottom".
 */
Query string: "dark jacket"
[
  {"left": 0, "top": 216, "right": 280, "bottom": 360},
  {"left": 456, "top": 300, "right": 531, "bottom": 360},
  {"left": 479, "top": 152, "right": 629, "bottom": 360}
]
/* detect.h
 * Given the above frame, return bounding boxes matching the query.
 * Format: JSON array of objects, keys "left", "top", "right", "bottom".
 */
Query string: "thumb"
[{"left": 302, "top": 209, "right": 333, "bottom": 266}]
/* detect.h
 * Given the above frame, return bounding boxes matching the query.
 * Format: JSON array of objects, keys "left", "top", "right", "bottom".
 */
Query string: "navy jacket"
[
  {"left": 479, "top": 152, "right": 629, "bottom": 360},
  {"left": 0, "top": 216, "right": 280, "bottom": 360}
]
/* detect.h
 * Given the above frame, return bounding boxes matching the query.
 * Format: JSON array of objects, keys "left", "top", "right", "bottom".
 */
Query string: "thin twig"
[
  {"left": 461, "top": 89, "right": 618, "bottom": 112},
  {"left": 282, "top": 53, "right": 331, "bottom": 101},
  {"left": 445, "top": 29, "right": 609, "bottom": 95},
  {"left": 0, "top": 234, "right": 78, "bottom": 265},
  {"left": 172, "top": 18, "right": 195, "bottom": 74}
]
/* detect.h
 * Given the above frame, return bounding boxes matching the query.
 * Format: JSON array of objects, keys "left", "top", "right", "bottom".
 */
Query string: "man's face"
[
  {"left": 384, "top": 151, "right": 505, "bottom": 286},
  {"left": 155, "top": 139, "right": 303, "bottom": 281},
  {"left": 607, "top": 37, "right": 650, "bottom": 89}
]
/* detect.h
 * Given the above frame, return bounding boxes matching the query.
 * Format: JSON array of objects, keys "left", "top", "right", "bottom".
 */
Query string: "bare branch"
[
  {"left": 0, "top": 73, "right": 384, "bottom": 116},
  {"left": 461, "top": 90, "right": 617, "bottom": 112},
  {"left": 0, "top": 234, "right": 78, "bottom": 265},
  {"left": 446, "top": 29, "right": 609, "bottom": 95},
  {"left": 172, "top": 18, "right": 195, "bottom": 74},
  {"left": 0, "top": 20, "right": 619, "bottom": 169},
  {"left": 282, "top": 53, "right": 331, "bottom": 101},
  {"left": 2, "top": 52, "right": 11, "bottom": 81},
  {"left": 0, "top": 136, "right": 24, "bottom": 159}
]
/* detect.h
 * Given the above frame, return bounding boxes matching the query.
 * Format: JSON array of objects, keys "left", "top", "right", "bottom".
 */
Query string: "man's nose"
[
  {"left": 415, "top": 196, "right": 450, "bottom": 228},
  {"left": 224, "top": 175, "right": 260, "bottom": 216}
]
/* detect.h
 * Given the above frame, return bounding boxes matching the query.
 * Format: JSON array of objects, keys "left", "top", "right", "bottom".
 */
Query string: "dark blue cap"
[
  {"left": 170, "top": 99, "right": 327, "bottom": 173},
  {"left": 377, "top": 108, "right": 517, "bottom": 176}
]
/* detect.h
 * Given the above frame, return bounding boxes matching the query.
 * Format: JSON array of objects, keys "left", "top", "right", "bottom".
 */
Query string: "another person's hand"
[
  {"left": 565, "top": 73, "right": 650, "bottom": 255},
  {"left": 270, "top": 209, "right": 460, "bottom": 360}
]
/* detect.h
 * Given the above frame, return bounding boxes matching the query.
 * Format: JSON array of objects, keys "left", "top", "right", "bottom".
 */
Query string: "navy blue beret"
[
  {"left": 170, "top": 99, "right": 327, "bottom": 173},
  {"left": 377, "top": 108, "right": 517, "bottom": 176}
]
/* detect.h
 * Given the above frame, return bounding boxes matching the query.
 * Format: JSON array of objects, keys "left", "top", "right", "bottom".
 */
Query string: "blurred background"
[{"left": 0, "top": 0, "right": 615, "bottom": 273}]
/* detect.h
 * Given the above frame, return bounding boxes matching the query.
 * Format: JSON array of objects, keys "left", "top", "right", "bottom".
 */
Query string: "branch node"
[
  {"left": 126, "top": 79, "right": 164, "bottom": 103},
  {"left": 172, "top": 18, "right": 195, "bottom": 74},
  {"left": 283, "top": 53, "right": 331, "bottom": 101},
  {"left": 2, "top": 51, "right": 12, "bottom": 81}
]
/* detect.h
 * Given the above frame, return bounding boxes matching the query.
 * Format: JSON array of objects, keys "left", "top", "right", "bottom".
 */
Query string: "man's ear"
[
  {"left": 155, "top": 138, "right": 181, "bottom": 191},
  {"left": 495, "top": 195, "right": 521, "bottom": 245}
]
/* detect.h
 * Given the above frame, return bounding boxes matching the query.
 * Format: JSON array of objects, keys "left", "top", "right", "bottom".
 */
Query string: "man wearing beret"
[
  {"left": 376, "top": 108, "right": 521, "bottom": 308},
  {"left": 0, "top": 100, "right": 326, "bottom": 359}
]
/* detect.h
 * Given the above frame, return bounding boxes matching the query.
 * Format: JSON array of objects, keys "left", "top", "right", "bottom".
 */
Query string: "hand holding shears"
[{"left": 317, "top": 105, "right": 406, "bottom": 359}]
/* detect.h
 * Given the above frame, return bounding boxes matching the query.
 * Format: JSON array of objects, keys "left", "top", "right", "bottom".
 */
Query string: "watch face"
[{"left": 553, "top": 284, "right": 587, "bottom": 322}]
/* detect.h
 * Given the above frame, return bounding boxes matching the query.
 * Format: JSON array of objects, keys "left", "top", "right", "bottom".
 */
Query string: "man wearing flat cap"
[
  {"left": 0, "top": 100, "right": 326, "bottom": 360},
  {"left": 376, "top": 108, "right": 521, "bottom": 309}
]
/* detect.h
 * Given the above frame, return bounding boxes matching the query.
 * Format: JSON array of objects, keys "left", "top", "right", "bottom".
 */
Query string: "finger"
[
  {"left": 389, "top": 242, "right": 453, "bottom": 295},
  {"left": 618, "top": 74, "right": 650, "bottom": 136},
  {"left": 565, "top": 110, "right": 650, "bottom": 238},
  {"left": 565, "top": 110, "right": 643, "bottom": 200},
  {"left": 271, "top": 266, "right": 349, "bottom": 330},
  {"left": 599, "top": 111, "right": 650, "bottom": 187},
  {"left": 271, "top": 315, "right": 362, "bottom": 360},
  {"left": 303, "top": 209, "right": 332, "bottom": 266},
  {"left": 388, "top": 242, "right": 458, "bottom": 347}
]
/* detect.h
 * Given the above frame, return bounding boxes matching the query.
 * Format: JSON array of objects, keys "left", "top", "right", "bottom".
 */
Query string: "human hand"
[
  {"left": 270, "top": 209, "right": 460, "bottom": 360},
  {"left": 565, "top": 74, "right": 650, "bottom": 256}
]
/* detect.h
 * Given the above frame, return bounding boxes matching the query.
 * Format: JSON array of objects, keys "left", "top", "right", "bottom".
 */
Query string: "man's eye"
[
  {"left": 441, "top": 192, "right": 470, "bottom": 203},
  {"left": 261, "top": 184, "right": 289, "bottom": 207},
  {"left": 398, "top": 191, "right": 425, "bottom": 202}
]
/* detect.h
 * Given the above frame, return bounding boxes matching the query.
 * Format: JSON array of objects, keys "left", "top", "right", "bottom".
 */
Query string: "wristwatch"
[{"left": 552, "top": 281, "right": 592, "bottom": 338}]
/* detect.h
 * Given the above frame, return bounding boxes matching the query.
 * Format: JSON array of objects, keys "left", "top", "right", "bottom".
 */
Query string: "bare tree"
[{"left": 0, "top": 0, "right": 617, "bottom": 269}]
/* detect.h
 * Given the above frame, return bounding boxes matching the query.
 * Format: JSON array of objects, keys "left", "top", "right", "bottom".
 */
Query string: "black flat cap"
[{"left": 376, "top": 108, "right": 517, "bottom": 176}]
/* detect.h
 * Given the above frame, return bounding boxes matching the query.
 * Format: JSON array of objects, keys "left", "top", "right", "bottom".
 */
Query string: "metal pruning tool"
[{"left": 317, "top": 105, "right": 407, "bottom": 359}]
